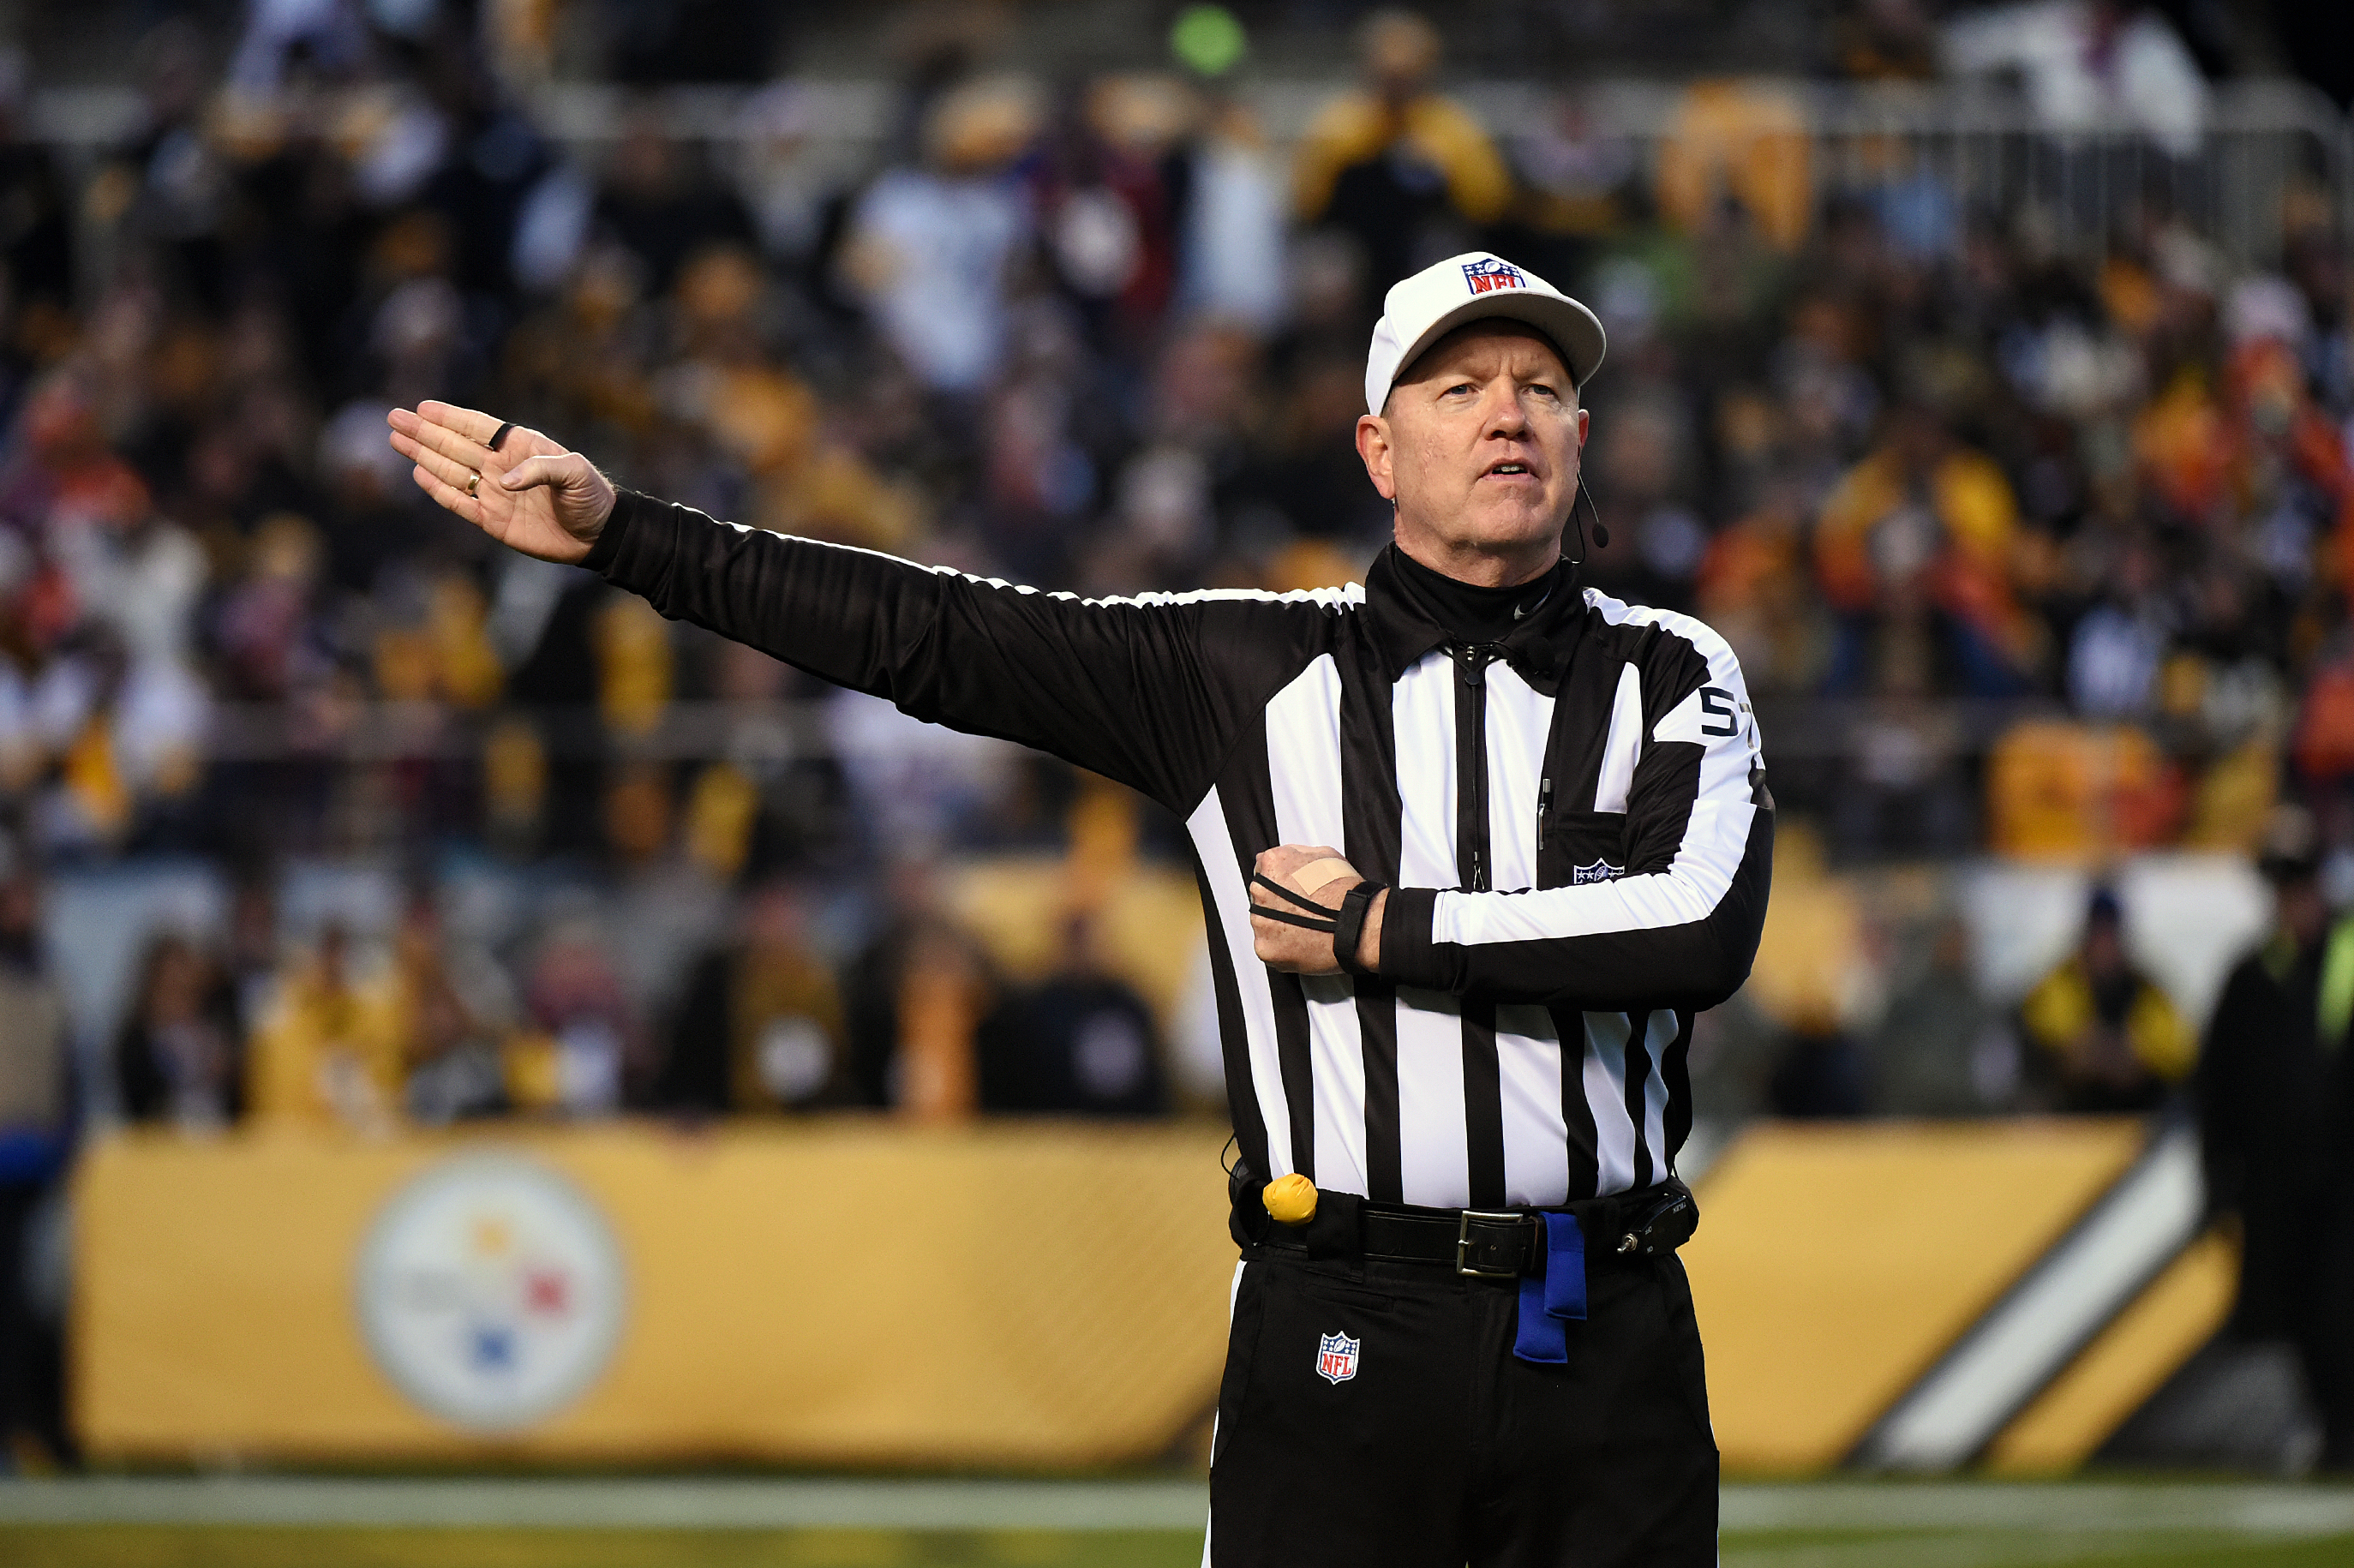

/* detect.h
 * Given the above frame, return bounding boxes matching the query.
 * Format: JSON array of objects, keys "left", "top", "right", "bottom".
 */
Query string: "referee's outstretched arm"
[
  {"left": 386, "top": 395, "right": 1766, "bottom": 1011},
  {"left": 388, "top": 398, "right": 1320, "bottom": 819}
]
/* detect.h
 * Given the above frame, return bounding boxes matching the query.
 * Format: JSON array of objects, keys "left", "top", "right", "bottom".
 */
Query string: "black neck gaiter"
[{"left": 1387, "top": 547, "right": 1572, "bottom": 643}]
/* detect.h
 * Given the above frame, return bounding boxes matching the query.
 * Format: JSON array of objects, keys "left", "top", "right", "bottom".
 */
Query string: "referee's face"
[{"left": 1357, "top": 321, "right": 1587, "bottom": 589}]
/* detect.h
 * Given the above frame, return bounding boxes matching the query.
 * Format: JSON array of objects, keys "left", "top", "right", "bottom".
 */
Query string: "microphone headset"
[{"left": 1568, "top": 476, "right": 1610, "bottom": 566}]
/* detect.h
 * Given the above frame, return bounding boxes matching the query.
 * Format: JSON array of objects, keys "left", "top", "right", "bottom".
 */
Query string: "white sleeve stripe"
[
  {"left": 701, "top": 514, "right": 1367, "bottom": 613},
  {"left": 1584, "top": 587, "right": 1735, "bottom": 661},
  {"left": 1431, "top": 804, "right": 1754, "bottom": 945},
  {"left": 1431, "top": 597, "right": 1760, "bottom": 949}
]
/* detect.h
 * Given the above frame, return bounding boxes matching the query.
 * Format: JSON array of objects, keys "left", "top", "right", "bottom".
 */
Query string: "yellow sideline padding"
[
  {"left": 78, "top": 1118, "right": 2170, "bottom": 1470},
  {"left": 1984, "top": 1230, "right": 2238, "bottom": 1474},
  {"left": 1682, "top": 1118, "right": 2147, "bottom": 1474},
  {"left": 73, "top": 1122, "right": 1236, "bottom": 1465}
]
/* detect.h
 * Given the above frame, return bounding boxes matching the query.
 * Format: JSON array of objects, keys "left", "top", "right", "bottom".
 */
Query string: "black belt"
[{"left": 1255, "top": 1179, "right": 1698, "bottom": 1279}]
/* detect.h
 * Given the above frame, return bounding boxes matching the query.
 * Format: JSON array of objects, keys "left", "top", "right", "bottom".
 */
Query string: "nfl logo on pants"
[{"left": 1315, "top": 1331, "right": 1360, "bottom": 1385}]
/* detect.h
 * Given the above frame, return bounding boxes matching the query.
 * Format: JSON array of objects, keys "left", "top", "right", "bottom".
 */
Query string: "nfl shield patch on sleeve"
[{"left": 1315, "top": 1331, "right": 1361, "bottom": 1384}]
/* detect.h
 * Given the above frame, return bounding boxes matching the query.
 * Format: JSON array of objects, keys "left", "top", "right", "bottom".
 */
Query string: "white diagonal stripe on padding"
[{"left": 1855, "top": 1123, "right": 2206, "bottom": 1472}]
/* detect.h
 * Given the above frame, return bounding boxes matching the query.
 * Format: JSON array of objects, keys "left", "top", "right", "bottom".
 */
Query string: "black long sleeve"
[{"left": 588, "top": 490, "right": 1321, "bottom": 815}]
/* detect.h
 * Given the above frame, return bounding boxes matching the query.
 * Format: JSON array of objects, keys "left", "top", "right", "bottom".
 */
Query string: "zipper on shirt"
[
  {"left": 1450, "top": 643, "right": 1504, "bottom": 893},
  {"left": 1537, "top": 776, "right": 1553, "bottom": 853}
]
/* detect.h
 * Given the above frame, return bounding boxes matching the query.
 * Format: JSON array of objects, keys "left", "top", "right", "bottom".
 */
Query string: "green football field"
[{"left": 1, "top": 1478, "right": 2350, "bottom": 1567}]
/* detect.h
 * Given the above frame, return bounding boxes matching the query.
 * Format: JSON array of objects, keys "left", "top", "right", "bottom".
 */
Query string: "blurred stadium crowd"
[{"left": 0, "top": 0, "right": 2351, "bottom": 1461}]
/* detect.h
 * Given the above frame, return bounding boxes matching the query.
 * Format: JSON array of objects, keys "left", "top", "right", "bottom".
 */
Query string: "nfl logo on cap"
[
  {"left": 1363, "top": 252, "right": 1606, "bottom": 415},
  {"left": 1316, "top": 1330, "right": 1361, "bottom": 1384},
  {"left": 1462, "top": 257, "right": 1524, "bottom": 295}
]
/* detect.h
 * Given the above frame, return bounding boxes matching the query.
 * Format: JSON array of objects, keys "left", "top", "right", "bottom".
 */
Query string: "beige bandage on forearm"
[{"left": 1291, "top": 857, "right": 1360, "bottom": 896}]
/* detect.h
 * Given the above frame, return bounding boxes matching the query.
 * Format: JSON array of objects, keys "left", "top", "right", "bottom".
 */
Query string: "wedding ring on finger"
[{"left": 466, "top": 470, "right": 482, "bottom": 497}]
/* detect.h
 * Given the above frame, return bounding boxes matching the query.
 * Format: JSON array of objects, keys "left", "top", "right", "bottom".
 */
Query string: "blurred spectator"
[
  {"left": 113, "top": 931, "right": 243, "bottom": 1130},
  {"left": 393, "top": 888, "right": 517, "bottom": 1126},
  {"left": 1174, "top": 95, "right": 1288, "bottom": 335},
  {"left": 1836, "top": 0, "right": 1940, "bottom": 81},
  {"left": 1943, "top": 1, "right": 2209, "bottom": 158},
  {"left": 839, "top": 858, "right": 994, "bottom": 1119},
  {"left": 1292, "top": 10, "right": 1511, "bottom": 312},
  {"left": 657, "top": 882, "right": 852, "bottom": 1114},
  {"left": 592, "top": 110, "right": 758, "bottom": 300},
  {"left": 246, "top": 919, "right": 404, "bottom": 1131},
  {"left": 2018, "top": 885, "right": 2194, "bottom": 1112},
  {"left": 2324, "top": 996, "right": 2354, "bottom": 1471},
  {"left": 979, "top": 913, "right": 1166, "bottom": 1116},
  {"left": 1815, "top": 403, "right": 2035, "bottom": 699},
  {"left": 0, "top": 49, "right": 75, "bottom": 360},
  {"left": 0, "top": 838, "right": 67, "bottom": 1465},
  {"left": 2197, "top": 805, "right": 2350, "bottom": 1460},
  {"left": 1033, "top": 76, "right": 1190, "bottom": 357},
  {"left": 221, "top": 876, "right": 284, "bottom": 1033},
  {"left": 605, "top": 0, "right": 782, "bottom": 85},
  {"left": 211, "top": 512, "right": 326, "bottom": 702},
  {"left": 1654, "top": 81, "right": 1812, "bottom": 252},
  {"left": 1765, "top": 998, "right": 1871, "bottom": 1118},
  {"left": 734, "top": 84, "right": 829, "bottom": 266},
  {"left": 227, "top": 0, "right": 371, "bottom": 94},
  {"left": 840, "top": 77, "right": 1038, "bottom": 397},
  {"left": 518, "top": 912, "right": 643, "bottom": 1116},
  {"left": 1872, "top": 913, "right": 2010, "bottom": 1116}
]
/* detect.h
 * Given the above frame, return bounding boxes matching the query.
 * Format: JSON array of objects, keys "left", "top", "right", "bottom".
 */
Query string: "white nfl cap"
[{"left": 1364, "top": 252, "right": 1607, "bottom": 416}]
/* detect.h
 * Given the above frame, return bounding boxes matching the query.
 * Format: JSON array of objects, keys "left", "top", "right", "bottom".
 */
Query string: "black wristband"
[
  {"left": 1333, "top": 882, "right": 1381, "bottom": 974},
  {"left": 1250, "top": 901, "right": 1339, "bottom": 934}
]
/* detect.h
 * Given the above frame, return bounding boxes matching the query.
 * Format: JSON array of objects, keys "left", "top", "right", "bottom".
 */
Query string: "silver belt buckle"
[{"left": 1455, "top": 1209, "right": 1525, "bottom": 1279}]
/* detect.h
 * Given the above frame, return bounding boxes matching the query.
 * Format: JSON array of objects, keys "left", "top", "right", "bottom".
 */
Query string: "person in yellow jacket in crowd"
[
  {"left": 1291, "top": 10, "right": 1511, "bottom": 308},
  {"left": 2019, "top": 885, "right": 2195, "bottom": 1113},
  {"left": 245, "top": 919, "right": 406, "bottom": 1132},
  {"left": 1813, "top": 403, "right": 2040, "bottom": 697}
]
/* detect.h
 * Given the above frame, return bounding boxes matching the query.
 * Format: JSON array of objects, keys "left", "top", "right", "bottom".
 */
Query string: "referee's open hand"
[
  {"left": 1251, "top": 845, "right": 1383, "bottom": 975},
  {"left": 388, "top": 402, "right": 618, "bottom": 566}
]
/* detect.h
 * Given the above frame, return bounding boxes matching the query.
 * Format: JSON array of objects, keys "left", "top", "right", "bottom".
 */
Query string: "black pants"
[
  {"left": 0, "top": 1181, "right": 65, "bottom": 1459},
  {"left": 1207, "top": 1247, "right": 1717, "bottom": 1566}
]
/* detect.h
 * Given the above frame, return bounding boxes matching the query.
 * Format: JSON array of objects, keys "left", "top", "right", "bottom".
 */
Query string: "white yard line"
[
  {"left": 1720, "top": 1482, "right": 2354, "bottom": 1536},
  {"left": 1722, "top": 1532, "right": 2285, "bottom": 1568},
  {"left": 0, "top": 1477, "right": 1213, "bottom": 1531},
  {"left": 0, "top": 1478, "right": 2347, "bottom": 1539}
]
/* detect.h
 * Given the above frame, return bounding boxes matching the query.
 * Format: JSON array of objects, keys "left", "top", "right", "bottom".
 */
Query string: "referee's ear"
[{"left": 1356, "top": 412, "right": 1397, "bottom": 503}]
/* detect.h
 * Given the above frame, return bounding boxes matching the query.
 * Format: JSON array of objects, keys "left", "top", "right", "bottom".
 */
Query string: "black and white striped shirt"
[{"left": 586, "top": 491, "right": 1774, "bottom": 1208}]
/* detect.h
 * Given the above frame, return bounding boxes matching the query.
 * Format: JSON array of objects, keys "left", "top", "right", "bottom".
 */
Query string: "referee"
[{"left": 391, "top": 251, "right": 1770, "bottom": 1566}]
